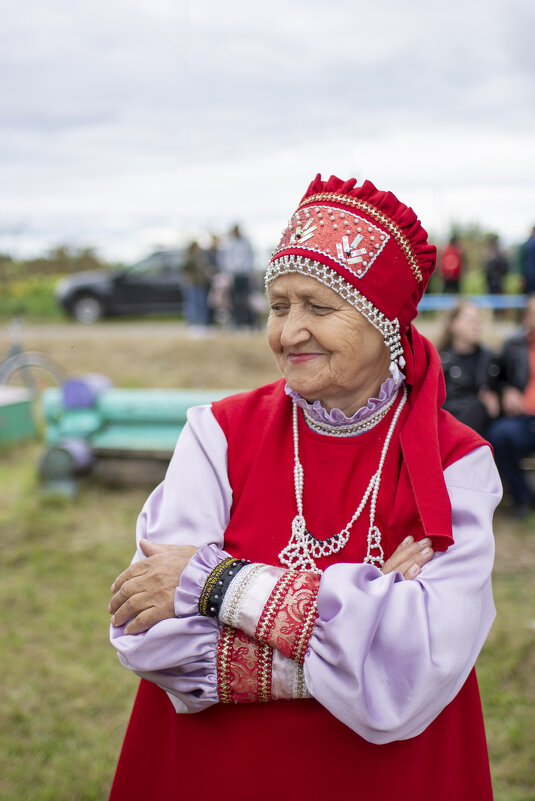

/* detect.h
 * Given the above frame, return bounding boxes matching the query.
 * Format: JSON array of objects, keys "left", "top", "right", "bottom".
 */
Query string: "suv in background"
[{"left": 55, "top": 249, "right": 185, "bottom": 323}]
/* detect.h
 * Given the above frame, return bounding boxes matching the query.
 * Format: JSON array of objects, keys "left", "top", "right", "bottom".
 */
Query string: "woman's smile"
[
  {"left": 267, "top": 273, "right": 390, "bottom": 415},
  {"left": 287, "top": 352, "right": 324, "bottom": 363}
]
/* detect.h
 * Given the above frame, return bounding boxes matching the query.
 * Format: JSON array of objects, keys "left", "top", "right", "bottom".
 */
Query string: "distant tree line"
[
  {"left": 0, "top": 224, "right": 527, "bottom": 291},
  {"left": 0, "top": 246, "right": 116, "bottom": 279}
]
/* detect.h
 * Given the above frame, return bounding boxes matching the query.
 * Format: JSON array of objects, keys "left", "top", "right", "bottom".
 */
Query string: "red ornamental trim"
[
  {"left": 255, "top": 570, "right": 297, "bottom": 642},
  {"left": 255, "top": 571, "right": 321, "bottom": 666},
  {"left": 292, "top": 597, "right": 319, "bottom": 665},
  {"left": 298, "top": 192, "right": 423, "bottom": 283},
  {"left": 274, "top": 205, "right": 390, "bottom": 282},
  {"left": 216, "top": 626, "right": 235, "bottom": 704},
  {"left": 216, "top": 626, "right": 273, "bottom": 704}
]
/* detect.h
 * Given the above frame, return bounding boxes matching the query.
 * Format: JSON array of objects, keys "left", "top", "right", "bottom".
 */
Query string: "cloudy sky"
[{"left": 1, "top": 0, "right": 534, "bottom": 264}]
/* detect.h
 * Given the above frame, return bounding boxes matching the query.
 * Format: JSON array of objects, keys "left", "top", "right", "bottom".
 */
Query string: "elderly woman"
[{"left": 108, "top": 175, "right": 501, "bottom": 801}]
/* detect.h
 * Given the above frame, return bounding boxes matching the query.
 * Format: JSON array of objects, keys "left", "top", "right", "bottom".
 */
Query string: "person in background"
[
  {"left": 108, "top": 174, "right": 500, "bottom": 801},
  {"left": 487, "top": 294, "right": 535, "bottom": 518},
  {"left": 217, "top": 223, "right": 255, "bottom": 327},
  {"left": 519, "top": 225, "right": 535, "bottom": 295},
  {"left": 484, "top": 234, "right": 509, "bottom": 318},
  {"left": 437, "top": 301, "right": 500, "bottom": 436},
  {"left": 203, "top": 234, "right": 221, "bottom": 326},
  {"left": 180, "top": 241, "right": 211, "bottom": 331},
  {"left": 439, "top": 234, "right": 464, "bottom": 293}
]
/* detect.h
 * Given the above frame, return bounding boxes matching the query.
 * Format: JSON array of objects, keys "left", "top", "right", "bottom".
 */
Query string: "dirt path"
[{"left": 0, "top": 317, "right": 518, "bottom": 390}]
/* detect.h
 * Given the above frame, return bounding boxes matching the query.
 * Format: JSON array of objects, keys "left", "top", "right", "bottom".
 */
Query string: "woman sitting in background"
[{"left": 438, "top": 301, "right": 500, "bottom": 435}]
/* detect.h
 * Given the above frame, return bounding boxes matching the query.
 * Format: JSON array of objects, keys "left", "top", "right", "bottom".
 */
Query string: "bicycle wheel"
[{"left": 0, "top": 352, "right": 67, "bottom": 394}]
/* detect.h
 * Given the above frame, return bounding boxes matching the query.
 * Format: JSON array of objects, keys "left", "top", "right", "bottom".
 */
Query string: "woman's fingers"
[
  {"left": 391, "top": 547, "right": 434, "bottom": 580},
  {"left": 382, "top": 536, "right": 434, "bottom": 580},
  {"left": 111, "top": 564, "right": 138, "bottom": 594},
  {"left": 124, "top": 608, "right": 163, "bottom": 636},
  {"left": 109, "top": 543, "right": 199, "bottom": 633},
  {"left": 109, "top": 580, "right": 148, "bottom": 624}
]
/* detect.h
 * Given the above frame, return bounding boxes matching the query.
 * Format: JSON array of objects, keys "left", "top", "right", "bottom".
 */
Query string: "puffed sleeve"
[
  {"left": 203, "top": 445, "right": 500, "bottom": 741},
  {"left": 304, "top": 445, "right": 501, "bottom": 743},
  {"left": 110, "top": 405, "right": 301, "bottom": 710},
  {"left": 110, "top": 404, "right": 232, "bottom": 713}
]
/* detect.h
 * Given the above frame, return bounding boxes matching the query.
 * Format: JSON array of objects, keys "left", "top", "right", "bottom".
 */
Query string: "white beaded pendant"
[{"left": 279, "top": 386, "right": 408, "bottom": 574}]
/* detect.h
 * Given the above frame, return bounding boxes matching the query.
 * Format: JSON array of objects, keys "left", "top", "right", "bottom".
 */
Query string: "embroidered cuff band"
[
  {"left": 256, "top": 570, "right": 320, "bottom": 664},
  {"left": 216, "top": 627, "right": 311, "bottom": 702},
  {"left": 199, "top": 557, "right": 250, "bottom": 618},
  {"left": 217, "top": 626, "right": 273, "bottom": 703}
]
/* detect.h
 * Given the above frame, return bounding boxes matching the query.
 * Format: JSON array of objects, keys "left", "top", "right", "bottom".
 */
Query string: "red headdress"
[{"left": 266, "top": 174, "right": 477, "bottom": 549}]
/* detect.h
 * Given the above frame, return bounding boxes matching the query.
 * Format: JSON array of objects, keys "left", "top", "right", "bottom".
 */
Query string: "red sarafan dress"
[{"left": 110, "top": 374, "right": 495, "bottom": 801}]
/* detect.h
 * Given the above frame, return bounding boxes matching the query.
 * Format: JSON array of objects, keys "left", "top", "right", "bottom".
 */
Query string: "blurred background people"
[
  {"left": 181, "top": 241, "right": 211, "bottom": 331},
  {"left": 217, "top": 223, "right": 255, "bottom": 328},
  {"left": 487, "top": 295, "right": 535, "bottom": 518},
  {"left": 439, "top": 234, "right": 464, "bottom": 293},
  {"left": 203, "top": 234, "right": 221, "bottom": 325},
  {"left": 438, "top": 301, "right": 500, "bottom": 436},
  {"left": 520, "top": 225, "right": 535, "bottom": 294},
  {"left": 483, "top": 234, "right": 509, "bottom": 318}
]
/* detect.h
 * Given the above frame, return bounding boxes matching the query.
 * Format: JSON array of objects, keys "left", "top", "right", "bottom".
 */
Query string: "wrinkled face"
[
  {"left": 450, "top": 303, "right": 481, "bottom": 347},
  {"left": 266, "top": 273, "right": 390, "bottom": 415}
]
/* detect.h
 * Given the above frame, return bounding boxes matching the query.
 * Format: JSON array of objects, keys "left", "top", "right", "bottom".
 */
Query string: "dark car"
[{"left": 55, "top": 249, "right": 185, "bottom": 323}]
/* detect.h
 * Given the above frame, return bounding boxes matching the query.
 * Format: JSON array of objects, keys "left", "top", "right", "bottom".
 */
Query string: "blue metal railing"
[{"left": 418, "top": 294, "right": 527, "bottom": 311}]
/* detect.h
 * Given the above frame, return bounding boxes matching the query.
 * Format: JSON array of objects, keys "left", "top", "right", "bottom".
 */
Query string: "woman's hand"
[
  {"left": 479, "top": 388, "right": 500, "bottom": 419},
  {"left": 108, "top": 540, "right": 198, "bottom": 635},
  {"left": 381, "top": 536, "right": 434, "bottom": 580},
  {"left": 502, "top": 386, "right": 526, "bottom": 416}
]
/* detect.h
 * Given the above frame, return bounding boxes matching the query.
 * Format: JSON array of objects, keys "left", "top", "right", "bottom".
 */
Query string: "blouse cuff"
[
  {"left": 219, "top": 564, "right": 321, "bottom": 665},
  {"left": 174, "top": 542, "right": 230, "bottom": 618},
  {"left": 215, "top": 626, "right": 311, "bottom": 703}
]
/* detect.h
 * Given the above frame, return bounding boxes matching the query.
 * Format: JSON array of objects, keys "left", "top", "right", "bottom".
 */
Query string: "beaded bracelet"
[{"left": 198, "top": 557, "right": 250, "bottom": 618}]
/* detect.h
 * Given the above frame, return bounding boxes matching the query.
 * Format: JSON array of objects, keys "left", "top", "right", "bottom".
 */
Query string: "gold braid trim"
[
  {"left": 298, "top": 192, "right": 423, "bottom": 283},
  {"left": 216, "top": 626, "right": 273, "bottom": 704},
  {"left": 294, "top": 664, "right": 309, "bottom": 699},
  {"left": 223, "top": 563, "right": 266, "bottom": 628},
  {"left": 257, "top": 643, "right": 273, "bottom": 703},
  {"left": 255, "top": 570, "right": 298, "bottom": 642},
  {"left": 216, "top": 625, "right": 234, "bottom": 703},
  {"left": 291, "top": 597, "right": 318, "bottom": 666},
  {"left": 198, "top": 557, "right": 235, "bottom": 616}
]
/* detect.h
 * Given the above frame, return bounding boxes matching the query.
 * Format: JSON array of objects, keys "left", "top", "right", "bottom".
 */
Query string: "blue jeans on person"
[
  {"left": 487, "top": 415, "right": 535, "bottom": 509},
  {"left": 184, "top": 286, "right": 209, "bottom": 326}
]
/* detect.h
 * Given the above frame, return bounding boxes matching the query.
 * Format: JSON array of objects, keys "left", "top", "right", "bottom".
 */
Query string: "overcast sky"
[{"left": 1, "top": 0, "right": 534, "bottom": 263}]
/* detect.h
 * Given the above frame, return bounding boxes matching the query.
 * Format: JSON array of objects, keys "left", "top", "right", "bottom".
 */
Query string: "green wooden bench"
[{"left": 40, "top": 381, "right": 233, "bottom": 491}]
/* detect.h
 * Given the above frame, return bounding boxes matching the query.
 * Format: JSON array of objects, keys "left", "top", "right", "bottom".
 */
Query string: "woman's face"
[
  {"left": 267, "top": 273, "right": 390, "bottom": 415},
  {"left": 450, "top": 304, "right": 481, "bottom": 348}
]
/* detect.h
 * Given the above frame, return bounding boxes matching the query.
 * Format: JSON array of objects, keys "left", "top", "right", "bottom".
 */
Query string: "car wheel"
[{"left": 71, "top": 294, "right": 104, "bottom": 324}]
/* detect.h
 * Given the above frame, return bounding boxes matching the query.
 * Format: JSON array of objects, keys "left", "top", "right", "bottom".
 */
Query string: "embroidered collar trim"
[{"left": 284, "top": 364, "right": 404, "bottom": 435}]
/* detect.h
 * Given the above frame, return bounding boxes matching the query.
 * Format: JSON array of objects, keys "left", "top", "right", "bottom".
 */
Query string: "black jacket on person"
[
  {"left": 497, "top": 331, "right": 530, "bottom": 392},
  {"left": 440, "top": 345, "right": 500, "bottom": 436},
  {"left": 484, "top": 253, "right": 509, "bottom": 294}
]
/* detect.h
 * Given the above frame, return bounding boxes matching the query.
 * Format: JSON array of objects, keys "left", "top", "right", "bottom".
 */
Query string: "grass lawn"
[{"left": 0, "top": 324, "right": 533, "bottom": 800}]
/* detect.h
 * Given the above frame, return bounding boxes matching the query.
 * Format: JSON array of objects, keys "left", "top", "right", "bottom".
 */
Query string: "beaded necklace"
[
  {"left": 302, "top": 390, "right": 396, "bottom": 437},
  {"left": 279, "top": 385, "right": 408, "bottom": 574}
]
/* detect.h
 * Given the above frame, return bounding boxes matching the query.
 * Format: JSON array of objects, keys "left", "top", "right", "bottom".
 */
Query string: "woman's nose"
[{"left": 280, "top": 308, "right": 310, "bottom": 348}]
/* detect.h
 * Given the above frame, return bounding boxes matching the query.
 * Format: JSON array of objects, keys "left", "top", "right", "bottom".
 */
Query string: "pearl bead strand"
[{"left": 279, "top": 386, "right": 408, "bottom": 574}]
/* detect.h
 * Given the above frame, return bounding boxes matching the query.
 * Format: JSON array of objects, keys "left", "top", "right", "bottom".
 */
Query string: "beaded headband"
[
  {"left": 265, "top": 255, "right": 404, "bottom": 367},
  {"left": 266, "top": 175, "right": 437, "bottom": 368}
]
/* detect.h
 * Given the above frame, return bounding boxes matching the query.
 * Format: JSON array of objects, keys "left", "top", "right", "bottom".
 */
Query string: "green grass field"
[{"left": 0, "top": 325, "right": 534, "bottom": 800}]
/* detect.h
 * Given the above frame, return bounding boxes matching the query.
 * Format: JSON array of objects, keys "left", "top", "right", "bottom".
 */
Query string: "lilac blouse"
[{"left": 110, "top": 393, "right": 501, "bottom": 744}]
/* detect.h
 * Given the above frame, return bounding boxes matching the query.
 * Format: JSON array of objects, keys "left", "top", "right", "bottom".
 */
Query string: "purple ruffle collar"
[{"left": 285, "top": 364, "right": 405, "bottom": 428}]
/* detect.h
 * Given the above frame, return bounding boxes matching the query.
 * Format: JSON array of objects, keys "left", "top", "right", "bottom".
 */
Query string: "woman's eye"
[{"left": 311, "top": 304, "right": 331, "bottom": 313}]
